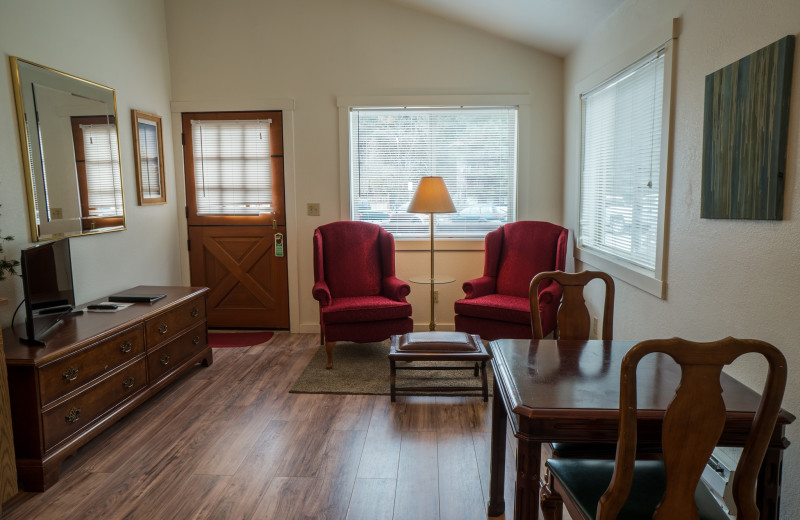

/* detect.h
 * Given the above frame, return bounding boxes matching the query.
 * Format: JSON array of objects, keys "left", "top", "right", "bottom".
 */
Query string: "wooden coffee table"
[{"left": 388, "top": 331, "right": 490, "bottom": 402}]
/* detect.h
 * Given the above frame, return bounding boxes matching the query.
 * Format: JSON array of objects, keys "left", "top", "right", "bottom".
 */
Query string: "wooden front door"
[{"left": 182, "top": 111, "right": 289, "bottom": 329}]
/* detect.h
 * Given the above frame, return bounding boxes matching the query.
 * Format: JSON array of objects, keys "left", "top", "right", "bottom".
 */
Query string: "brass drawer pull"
[
  {"left": 120, "top": 340, "right": 132, "bottom": 354},
  {"left": 192, "top": 335, "right": 201, "bottom": 345},
  {"left": 160, "top": 354, "right": 170, "bottom": 366},
  {"left": 191, "top": 307, "right": 199, "bottom": 318},
  {"left": 65, "top": 407, "right": 81, "bottom": 424},
  {"left": 158, "top": 323, "right": 168, "bottom": 335},
  {"left": 122, "top": 377, "right": 135, "bottom": 389},
  {"left": 63, "top": 366, "right": 79, "bottom": 382}
]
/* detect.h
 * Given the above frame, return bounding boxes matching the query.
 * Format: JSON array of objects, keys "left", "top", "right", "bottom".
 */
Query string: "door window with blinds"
[
  {"left": 348, "top": 106, "right": 518, "bottom": 239},
  {"left": 70, "top": 116, "right": 123, "bottom": 221},
  {"left": 182, "top": 111, "right": 284, "bottom": 227},
  {"left": 578, "top": 43, "right": 672, "bottom": 291},
  {"left": 190, "top": 118, "right": 273, "bottom": 216}
]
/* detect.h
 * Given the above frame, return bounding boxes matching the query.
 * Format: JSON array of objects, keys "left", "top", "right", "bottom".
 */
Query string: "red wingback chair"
[
  {"left": 312, "top": 221, "right": 413, "bottom": 369},
  {"left": 454, "top": 221, "right": 568, "bottom": 340}
]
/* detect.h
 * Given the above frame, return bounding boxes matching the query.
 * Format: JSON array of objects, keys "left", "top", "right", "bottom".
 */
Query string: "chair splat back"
[
  {"left": 530, "top": 271, "right": 614, "bottom": 340},
  {"left": 598, "top": 337, "right": 788, "bottom": 520}
]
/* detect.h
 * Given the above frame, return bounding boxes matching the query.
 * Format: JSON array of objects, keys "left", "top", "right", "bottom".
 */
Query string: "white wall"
[
  {"left": 164, "top": 0, "right": 565, "bottom": 333},
  {"left": 565, "top": 0, "right": 800, "bottom": 516},
  {"left": 0, "top": 0, "right": 182, "bottom": 326}
]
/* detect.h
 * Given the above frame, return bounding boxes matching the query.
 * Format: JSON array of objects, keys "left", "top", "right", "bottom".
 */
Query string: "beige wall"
[
  {"left": 565, "top": 0, "right": 800, "bottom": 516},
  {"left": 0, "top": 0, "right": 181, "bottom": 326},
  {"left": 164, "top": 0, "right": 565, "bottom": 333}
]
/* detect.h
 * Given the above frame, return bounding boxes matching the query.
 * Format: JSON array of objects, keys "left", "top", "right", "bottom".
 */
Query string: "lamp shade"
[{"left": 407, "top": 176, "right": 456, "bottom": 214}]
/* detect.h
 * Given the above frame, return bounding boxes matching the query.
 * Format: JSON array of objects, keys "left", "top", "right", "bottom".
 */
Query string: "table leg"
[
  {"left": 757, "top": 445, "right": 784, "bottom": 520},
  {"left": 515, "top": 436, "right": 542, "bottom": 520},
  {"left": 390, "top": 359, "right": 397, "bottom": 402},
  {"left": 487, "top": 377, "right": 506, "bottom": 517}
]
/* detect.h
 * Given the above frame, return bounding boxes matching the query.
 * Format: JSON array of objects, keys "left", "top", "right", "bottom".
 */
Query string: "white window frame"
[
  {"left": 337, "top": 94, "right": 530, "bottom": 250},
  {"left": 574, "top": 29, "right": 676, "bottom": 299}
]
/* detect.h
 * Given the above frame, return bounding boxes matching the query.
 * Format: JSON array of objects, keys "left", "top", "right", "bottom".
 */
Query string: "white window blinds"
[
  {"left": 579, "top": 49, "right": 665, "bottom": 271},
  {"left": 191, "top": 119, "right": 273, "bottom": 216},
  {"left": 80, "top": 124, "right": 122, "bottom": 217},
  {"left": 349, "top": 106, "right": 517, "bottom": 239}
]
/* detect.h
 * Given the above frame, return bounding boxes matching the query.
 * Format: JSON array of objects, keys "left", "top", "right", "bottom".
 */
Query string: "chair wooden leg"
[
  {"left": 480, "top": 361, "right": 489, "bottom": 402},
  {"left": 325, "top": 341, "right": 335, "bottom": 369},
  {"left": 540, "top": 468, "right": 563, "bottom": 520},
  {"left": 390, "top": 359, "right": 397, "bottom": 402}
]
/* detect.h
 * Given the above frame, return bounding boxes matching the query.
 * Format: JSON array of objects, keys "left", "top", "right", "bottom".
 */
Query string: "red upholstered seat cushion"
[
  {"left": 322, "top": 295, "right": 412, "bottom": 324},
  {"left": 453, "top": 293, "right": 530, "bottom": 325}
]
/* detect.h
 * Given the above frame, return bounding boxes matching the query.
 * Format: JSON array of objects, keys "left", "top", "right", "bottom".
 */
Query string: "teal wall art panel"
[{"left": 701, "top": 35, "right": 795, "bottom": 220}]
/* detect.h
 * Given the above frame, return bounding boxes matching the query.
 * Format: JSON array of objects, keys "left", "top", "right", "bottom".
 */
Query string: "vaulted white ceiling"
[{"left": 387, "top": 0, "right": 626, "bottom": 56}]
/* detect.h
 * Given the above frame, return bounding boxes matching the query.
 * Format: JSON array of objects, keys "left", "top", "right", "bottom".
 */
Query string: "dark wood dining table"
[{"left": 486, "top": 338, "right": 795, "bottom": 520}]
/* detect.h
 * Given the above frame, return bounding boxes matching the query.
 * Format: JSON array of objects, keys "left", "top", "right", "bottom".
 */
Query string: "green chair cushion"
[{"left": 546, "top": 459, "right": 731, "bottom": 520}]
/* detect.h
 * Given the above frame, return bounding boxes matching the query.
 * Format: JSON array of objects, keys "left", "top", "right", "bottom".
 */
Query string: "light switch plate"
[{"left": 307, "top": 203, "right": 320, "bottom": 216}]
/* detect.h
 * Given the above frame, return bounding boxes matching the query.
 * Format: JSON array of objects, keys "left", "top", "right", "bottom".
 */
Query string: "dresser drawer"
[
  {"left": 42, "top": 358, "right": 147, "bottom": 451},
  {"left": 39, "top": 325, "right": 145, "bottom": 406},
  {"left": 145, "top": 297, "right": 205, "bottom": 348},
  {"left": 147, "top": 323, "right": 207, "bottom": 383}
]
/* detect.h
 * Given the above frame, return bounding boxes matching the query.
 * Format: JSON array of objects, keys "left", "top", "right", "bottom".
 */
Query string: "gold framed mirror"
[{"left": 10, "top": 57, "right": 126, "bottom": 241}]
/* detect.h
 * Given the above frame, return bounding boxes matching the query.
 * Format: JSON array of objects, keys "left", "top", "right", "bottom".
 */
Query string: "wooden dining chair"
[
  {"left": 530, "top": 271, "right": 627, "bottom": 469},
  {"left": 529, "top": 270, "right": 614, "bottom": 340},
  {"left": 540, "top": 337, "right": 788, "bottom": 520}
]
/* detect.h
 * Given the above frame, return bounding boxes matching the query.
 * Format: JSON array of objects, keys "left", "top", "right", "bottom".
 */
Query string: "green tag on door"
[{"left": 275, "top": 233, "right": 284, "bottom": 257}]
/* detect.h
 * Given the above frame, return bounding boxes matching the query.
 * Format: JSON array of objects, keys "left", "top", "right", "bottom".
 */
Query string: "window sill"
[{"left": 575, "top": 247, "right": 665, "bottom": 299}]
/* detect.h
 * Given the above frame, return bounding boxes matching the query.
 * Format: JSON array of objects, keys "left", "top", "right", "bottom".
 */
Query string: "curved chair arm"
[
  {"left": 312, "top": 279, "right": 332, "bottom": 306},
  {"left": 462, "top": 276, "right": 497, "bottom": 299},
  {"left": 383, "top": 276, "right": 411, "bottom": 301}
]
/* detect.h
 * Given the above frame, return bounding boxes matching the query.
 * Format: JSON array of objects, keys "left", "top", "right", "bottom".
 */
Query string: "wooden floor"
[{"left": 1, "top": 333, "right": 517, "bottom": 520}]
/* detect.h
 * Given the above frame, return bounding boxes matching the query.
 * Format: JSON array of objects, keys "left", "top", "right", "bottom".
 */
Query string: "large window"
[
  {"left": 577, "top": 42, "right": 673, "bottom": 297},
  {"left": 347, "top": 105, "right": 518, "bottom": 239}
]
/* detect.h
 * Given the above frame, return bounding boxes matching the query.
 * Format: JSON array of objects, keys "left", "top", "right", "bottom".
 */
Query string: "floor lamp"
[{"left": 407, "top": 176, "right": 456, "bottom": 331}]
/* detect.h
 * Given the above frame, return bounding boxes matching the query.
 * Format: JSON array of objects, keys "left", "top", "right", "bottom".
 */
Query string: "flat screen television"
[{"left": 20, "top": 238, "right": 76, "bottom": 345}]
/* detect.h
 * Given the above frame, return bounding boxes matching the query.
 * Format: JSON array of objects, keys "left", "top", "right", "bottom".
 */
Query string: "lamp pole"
[{"left": 428, "top": 212, "right": 436, "bottom": 331}]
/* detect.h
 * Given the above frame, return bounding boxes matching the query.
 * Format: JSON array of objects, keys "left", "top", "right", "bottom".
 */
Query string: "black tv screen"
[{"left": 21, "top": 238, "right": 75, "bottom": 345}]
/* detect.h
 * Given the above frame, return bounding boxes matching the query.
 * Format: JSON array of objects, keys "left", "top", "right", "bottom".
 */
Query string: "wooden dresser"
[
  {"left": 0, "top": 297, "right": 18, "bottom": 513},
  {"left": 1, "top": 286, "right": 212, "bottom": 491}
]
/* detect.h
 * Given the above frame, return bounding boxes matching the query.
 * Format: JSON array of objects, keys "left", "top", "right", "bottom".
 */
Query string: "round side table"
[{"left": 409, "top": 275, "right": 455, "bottom": 330}]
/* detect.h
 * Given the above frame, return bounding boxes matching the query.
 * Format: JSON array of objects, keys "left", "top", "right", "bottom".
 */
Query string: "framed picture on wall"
[
  {"left": 701, "top": 35, "right": 795, "bottom": 220},
  {"left": 131, "top": 109, "right": 167, "bottom": 205}
]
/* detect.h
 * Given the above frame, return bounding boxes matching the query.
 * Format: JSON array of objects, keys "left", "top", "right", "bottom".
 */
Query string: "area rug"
[
  {"left": 289, "top": 341, "right": 492, "bottom": 396},
  {"left": 208, "top": 331, "right": 274, "bottom": 348}
]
